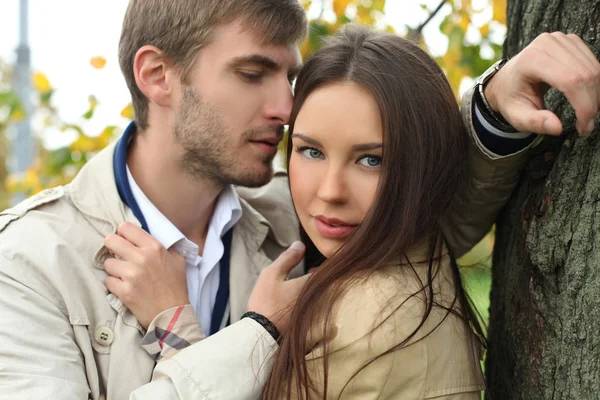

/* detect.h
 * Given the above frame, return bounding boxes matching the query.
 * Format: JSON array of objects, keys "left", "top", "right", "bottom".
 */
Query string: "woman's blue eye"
[
  {"left": 302, "top": 148, "right": 323, "bottom": 159},
  {"left": 358, "top": 155, "right": 381, "bottom": 168}
]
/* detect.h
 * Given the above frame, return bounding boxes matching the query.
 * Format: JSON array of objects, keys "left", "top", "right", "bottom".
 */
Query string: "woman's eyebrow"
[
  {"left": 291, "top": 133, "right": 322, "bottom": 147},
  {"left": 352, "top": 143, "right": 382, "bottom": 151},
  {"left": 292, "top": 133, "right": 382, "bottom": 151}
]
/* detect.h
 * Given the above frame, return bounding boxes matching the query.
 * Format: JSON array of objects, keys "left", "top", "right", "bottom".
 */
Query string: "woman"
[{"left": 114, "top": 26, "right": 488, "bottom": 398}]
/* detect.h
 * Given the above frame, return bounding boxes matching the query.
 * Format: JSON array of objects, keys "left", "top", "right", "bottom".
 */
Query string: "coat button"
[{"left": 94, "top": 327, "right": 114, "bottom": 346}]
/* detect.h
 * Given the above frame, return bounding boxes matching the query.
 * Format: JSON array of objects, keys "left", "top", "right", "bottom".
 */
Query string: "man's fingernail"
[
  {"left": 290, "top": 241, "right": 305, "bottom": 251},
  {"left": 543, "top": 119, "right": 553, "bottom": 133}
]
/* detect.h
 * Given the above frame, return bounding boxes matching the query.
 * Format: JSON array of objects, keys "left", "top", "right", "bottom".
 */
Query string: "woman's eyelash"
[{"left": 295, "top": 146, "right": 323, "bottom": 158}]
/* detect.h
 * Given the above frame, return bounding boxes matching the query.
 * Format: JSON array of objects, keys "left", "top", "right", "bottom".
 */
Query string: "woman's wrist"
[{"left": 241, "top": 311, "right": 281, "bottom": 343}]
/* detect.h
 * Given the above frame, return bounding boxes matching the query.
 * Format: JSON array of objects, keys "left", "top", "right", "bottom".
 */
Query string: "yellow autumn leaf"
[
  {"left": 121, "top": 103, "right": 135, "bottom": 120},
  {"left": 493, "top": 0, "right": 507, "bottom": 25},
  {"left": 90, "top": 56, "right": 107, "bottom": 69},
  {"left": 357, "top": 6, "right": 375, "bottom": 25},
  {"left": 325, "top": 21, "right": 341, "bottom": 33},
  {"left": 70, "top": 134, "right": 98, "bottom": 154},
  {"left": 459, "top": 15, "right": 470, "bottom": 33},
  {"left": 9, "top": 108, "right": 25, "bottom": 122},
  {"left": 479, "top": 23, "right": 490, "bottom": 38},
  {"left": 98, "top": 126, "right": 117, "bottom": 148},
  {"left": 25, "top": 167, "right": 43, "bottom": 195},
  {"left": 333, "top": 0, "right": 353, "bottom": 18},
  {"left": 442, "top": 48, "right": 461, "bottom": 67},
  {"left": 33, "top": 72, "right": 51, "bottom": 94},
  {"left": 4, "top": 173, "right": 22, "bottom": 193},
  {"left": 89, "top": 95, "right": 99, "bottom": 108},
  {"left": 300, "top": 37, "right": 312, "bottom": 60}
]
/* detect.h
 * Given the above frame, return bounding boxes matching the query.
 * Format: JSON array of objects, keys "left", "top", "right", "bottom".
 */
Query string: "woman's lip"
[
  {"left": 314, "top": 215, "right": 355, "bottom": 226},
  {"left": 313, "top": 217, "right": 357, "bottom": 239}
]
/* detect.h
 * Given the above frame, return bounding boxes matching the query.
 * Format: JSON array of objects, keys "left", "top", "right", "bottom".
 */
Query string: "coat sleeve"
[
  {"left": 442, "top": 86, "right": 543, "bottom": 258},
  {"left": 130, "top": 318, "right": 277, "bottom": 400},
  {"left": 140, "top": 304, "right": 205, "bottom": 361},
  {"left": 0, "top": 256, "right": 91, "bottom": 399}
]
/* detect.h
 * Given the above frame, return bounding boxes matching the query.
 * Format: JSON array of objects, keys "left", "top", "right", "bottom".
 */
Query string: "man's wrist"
[
  {"left": 474, "top": 58, "right": 520, "bottom": 133},
  {"left": 474, "top": 82, "right": 519, "bottom": 133}
]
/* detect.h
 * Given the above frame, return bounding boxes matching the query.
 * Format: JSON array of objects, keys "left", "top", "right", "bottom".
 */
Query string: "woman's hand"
[
  {"left": 247, "top": 242, "right": 311, "bottom": 335},
  {"left": 104, "top": 222, "right": 189, "bottom": 329}
]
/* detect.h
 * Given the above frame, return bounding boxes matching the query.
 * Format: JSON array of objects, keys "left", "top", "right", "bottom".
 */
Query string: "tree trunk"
[{"left": 487, "top": 1, "right": 600, "bottom": 399}]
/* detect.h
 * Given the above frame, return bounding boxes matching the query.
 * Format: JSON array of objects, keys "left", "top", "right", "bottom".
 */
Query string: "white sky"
[{"left": 0, "top": 0, "right": 495, "bottom": 149}]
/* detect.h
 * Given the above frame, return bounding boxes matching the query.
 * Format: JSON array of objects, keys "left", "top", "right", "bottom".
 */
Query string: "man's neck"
[{"left": 127, "top": 132, "right": 222, "bottom": 245}]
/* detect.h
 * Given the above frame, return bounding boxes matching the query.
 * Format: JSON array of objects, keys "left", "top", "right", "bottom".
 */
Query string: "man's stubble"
[{"left": 173, "top": 86, "right": 279, "bottom": 188}]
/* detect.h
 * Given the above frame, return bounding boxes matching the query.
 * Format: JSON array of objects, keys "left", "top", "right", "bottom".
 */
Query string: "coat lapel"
[{"left": 228, "top": 198, "right": 276, "bottom": 322}]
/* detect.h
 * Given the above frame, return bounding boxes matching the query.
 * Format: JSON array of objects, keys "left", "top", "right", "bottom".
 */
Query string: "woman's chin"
[{"left": 312, "top": 239, "right": 343, "bottom": 260}]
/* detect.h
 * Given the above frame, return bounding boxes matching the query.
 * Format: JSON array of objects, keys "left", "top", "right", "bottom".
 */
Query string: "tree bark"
[{"left": 487, "top": 1, "right": 600, "bottom": 399}]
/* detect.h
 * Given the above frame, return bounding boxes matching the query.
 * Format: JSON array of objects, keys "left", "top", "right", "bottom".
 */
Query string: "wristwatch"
[{"left": 474, "top": 58, "right": 518, "bottom": 133}]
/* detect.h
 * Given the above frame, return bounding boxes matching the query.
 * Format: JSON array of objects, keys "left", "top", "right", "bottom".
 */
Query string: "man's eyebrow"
[
  {"left": 291, "top": 133, "right": 322, "bottom": 147},
  {"left": 229, "top": 54, "right": 302, "bottom": 77},
  {"left": 229, "top": 55, "right": 280, "bottom": 70}
]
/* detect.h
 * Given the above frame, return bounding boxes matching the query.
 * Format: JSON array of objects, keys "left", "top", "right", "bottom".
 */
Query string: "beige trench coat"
[
  {"left": 0, "top": 87, "right": 539, "bottom": 399},
  {"left": 0, "top": 140, "right": 302, "bottom": 399}
]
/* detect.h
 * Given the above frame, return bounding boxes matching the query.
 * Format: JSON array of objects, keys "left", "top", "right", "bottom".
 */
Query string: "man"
[
  {"left": 0, "top": 0, "right": 598, "bottom": 398},
  {"left": 0, "top": 1, "right": 308, "bottom": 399}
]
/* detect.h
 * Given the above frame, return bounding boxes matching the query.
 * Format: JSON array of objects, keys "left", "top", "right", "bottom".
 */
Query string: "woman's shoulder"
[
  {"left": 329, "top": 264, "right": 439, "bottom": 343},
  {"left": 320, "top": 262, "right": 485, "bottom": 398}
]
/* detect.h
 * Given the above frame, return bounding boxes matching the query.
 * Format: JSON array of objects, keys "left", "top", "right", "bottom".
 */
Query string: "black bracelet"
[{"left": 242, "top": 311, "right": 281, "bottom": 343}]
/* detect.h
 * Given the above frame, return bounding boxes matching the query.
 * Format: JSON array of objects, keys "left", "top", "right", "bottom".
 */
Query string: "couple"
[{"left": 1, "top": 0, "right": 599, "bottom": 399}]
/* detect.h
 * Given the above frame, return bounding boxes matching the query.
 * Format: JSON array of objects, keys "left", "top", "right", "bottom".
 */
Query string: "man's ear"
[{"left": 133, "top": 45, "right": 179, "bottom": 108}]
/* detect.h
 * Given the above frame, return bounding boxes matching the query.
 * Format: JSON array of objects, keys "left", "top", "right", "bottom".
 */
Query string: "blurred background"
[{"left": 0, "top": 0, "right": 505, "bottom": 327}]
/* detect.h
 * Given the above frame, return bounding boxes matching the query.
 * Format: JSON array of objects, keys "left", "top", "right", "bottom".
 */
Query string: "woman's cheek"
[
  {"left": 289, "top": 155, "right": 317, "bottom": 222},
  {"left": 349, "top": 169, "right": 380, "bottom": 220}
]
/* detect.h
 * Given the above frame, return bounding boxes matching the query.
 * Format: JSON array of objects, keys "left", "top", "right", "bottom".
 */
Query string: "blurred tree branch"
[{"left": 408, "top": 0, "right": 447, "bottom": 42}]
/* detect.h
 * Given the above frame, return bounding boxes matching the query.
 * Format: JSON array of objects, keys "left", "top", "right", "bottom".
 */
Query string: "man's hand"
[
  {"left": 104, "top": 222, "right": 189, "bottom": 329},
  {"left": 247, "top": 241, "right": 310, "bottom": 335},
  {"left": 485, "top": 32, "right": 600, "bottom": 136}
]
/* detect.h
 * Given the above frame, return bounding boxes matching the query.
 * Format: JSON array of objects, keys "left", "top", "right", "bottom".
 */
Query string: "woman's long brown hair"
[{"left": 263, "top": 25, "right": 486, "bottom": 399}]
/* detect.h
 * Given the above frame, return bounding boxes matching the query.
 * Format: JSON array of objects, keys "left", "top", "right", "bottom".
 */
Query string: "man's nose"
[{"left": 264, "top": 80, "right": 293, "bottom": 124}]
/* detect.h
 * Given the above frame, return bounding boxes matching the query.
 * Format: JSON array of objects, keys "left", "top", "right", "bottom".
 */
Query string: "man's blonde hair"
[{"left": 119, "top": 0, "right": 308, "bottom": 130}]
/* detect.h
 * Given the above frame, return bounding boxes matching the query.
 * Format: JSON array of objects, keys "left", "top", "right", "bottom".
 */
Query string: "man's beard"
[{"left": 173, "top": 87, "right": 282, "bottom": 188}]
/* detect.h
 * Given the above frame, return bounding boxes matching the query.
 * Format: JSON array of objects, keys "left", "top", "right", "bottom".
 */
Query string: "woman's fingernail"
[
  {"left": 290, "top": 241, "right": 305, "bottom": 251},
  {"left": 586, "top": 119, "right": 595, "bottom": 135}
]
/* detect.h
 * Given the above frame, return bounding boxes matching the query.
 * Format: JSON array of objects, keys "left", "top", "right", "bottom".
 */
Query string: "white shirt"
[{"left": 126, "top": 167, "right": 242, "bottom": 334}]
